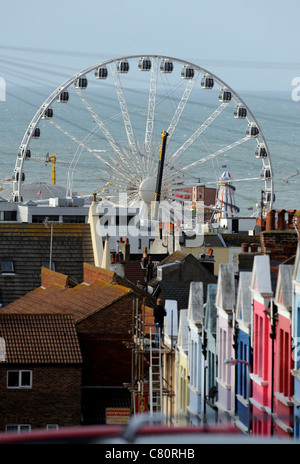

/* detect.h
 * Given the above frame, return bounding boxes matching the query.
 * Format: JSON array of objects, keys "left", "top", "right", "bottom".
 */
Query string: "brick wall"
[
  {"left": 260, "top": 210, "right": 299, "bottom": 261},
  {"left": 77, "top": 293, "right": 135, "bottom": 387},
  {"left": 0, "top": 366, "right": 82, "bottom": 431}
]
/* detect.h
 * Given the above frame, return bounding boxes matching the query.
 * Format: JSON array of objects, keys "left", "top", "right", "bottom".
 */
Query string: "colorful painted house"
[
  {"left": 215, "top": 263, "right": 236, "bottom": 423},
  {"left": 235, "top": 271, "right": 253, "bottom": 433},
  {"left": 174, "top": 309, "right": 189, "bottom": 424},
  {"left": 273, "top": 264, "right": 294, "bottom": 436},
  {"left": 292, "top": 243, "right": 300, "bottom": 438},
  {"left": 250, "top": 255, "right": 274, "bottom": 436},
  {"left": 187, "top": 282, "right": 204, "bottom": 425},
  {"left": 203, "top": 283, "right": 218, "bottom": 424}
]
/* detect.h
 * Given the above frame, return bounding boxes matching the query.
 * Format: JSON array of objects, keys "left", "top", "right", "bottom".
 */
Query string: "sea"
[{"left": 0, "top": 64, "right": 299, "bottom": 218}]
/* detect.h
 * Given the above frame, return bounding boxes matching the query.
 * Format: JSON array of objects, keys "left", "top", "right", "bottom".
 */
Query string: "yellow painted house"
[{"left": 174, "top": 309, "right": 190, "bottom": 425}]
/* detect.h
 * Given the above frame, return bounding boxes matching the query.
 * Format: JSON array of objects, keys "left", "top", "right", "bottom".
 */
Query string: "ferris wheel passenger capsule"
[
  {"left": 262, "top": 190, "right": 275, "bottom": 204},
  {"left": 234, "top": 105, "right": 247, "bottom": 118},
  {"left": 181, "top": 65, "right": 194, "bottom": 79},
  {"left": 12, "top": 170, "right": 25, "bottom": 182},
  {"left": 95, "top": 66, "right": 108, "bottom": 79},
  {"left": 138, "top": 57, "right": 151, "bottom": 71},
  {"left": 32, "top": 127, "right": 40, "bottom": 139},
  {"left": 255, "top": 144, "right": 268, "bottom": 158},
  {"left": 260, "top": 166, "right": 271, "bottom": 180},
  {"left": 57, "top": 90, "right": 69, "bottom": 103},
  {"left": 160, "top": 59, "right": 173, "bottom": 73},
  {"left": 218, "top": 88, "right": 232, "bottom": 102},
  {"left": 18, "top": 148, "right": 31, "bottom": 159},
  {"left": 246, "top": 123, "right": 259, "bottom": 137},
  {"left": 43, "top": 107, "right": 53, "bottom": 119},
  {"left": 117, "top": 59, "right": 129, "bottom": 73},
  {"left": 74, "top": 75, "right": 88, "bottom": 89},
  {"left": 201, "top": 75, "right": 214, "bottom": 89}
]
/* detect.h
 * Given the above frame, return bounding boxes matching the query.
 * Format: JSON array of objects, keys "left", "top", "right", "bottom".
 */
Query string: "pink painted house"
[
  {"left": 273, "top": 264, "right": 294, "bottom": 437},
  {"left": 250, "top": 255, "right": 274, "bottom": 436}
]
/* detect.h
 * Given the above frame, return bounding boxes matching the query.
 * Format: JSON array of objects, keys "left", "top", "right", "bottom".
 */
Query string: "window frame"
[
  {"left": 7, "top": 370, "right": 33, "bottom": 389},
  {"left": 1, "top": 259, "right": 14, "bottom": 274},
  {"left": 6, "top": 424, "right": 31, "bottom": 433}
]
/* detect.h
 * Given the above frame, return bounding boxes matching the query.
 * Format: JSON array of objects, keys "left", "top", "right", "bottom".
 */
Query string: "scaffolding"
[{"left": 126, "top": 298, "right": 175, "bottom": 419}]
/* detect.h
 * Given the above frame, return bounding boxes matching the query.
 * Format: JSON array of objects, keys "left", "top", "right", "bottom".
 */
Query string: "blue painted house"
[{"left": 235, "top": 271, "right": 253, "bottom": 433}]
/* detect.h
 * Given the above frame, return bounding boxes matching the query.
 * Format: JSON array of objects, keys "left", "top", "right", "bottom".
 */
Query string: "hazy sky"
[{"left": 0, "top": 0, "right": 299, "bottom": 91}]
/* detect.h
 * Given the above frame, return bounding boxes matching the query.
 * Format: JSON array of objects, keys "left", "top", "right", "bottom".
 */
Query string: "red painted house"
[
  {"left": 273, "top": 264, "right": 294, "bottom": 436},
  {"left": 250, "top": 255, "right": 274, "bottom": 436}
]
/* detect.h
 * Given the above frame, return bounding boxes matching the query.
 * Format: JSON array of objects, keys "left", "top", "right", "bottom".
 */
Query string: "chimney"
[
  {"left": 265, "top": 209, "right": 276, "bottom": 231},
  {"left": 276, "top": 209, "right": 286, "bottom": 231},
  {"left": 241, "top": 243, "right": 249, "bottom": 252},
  {"left": 250, "top": 243, "right": 258, "bottom": 252},
  {"left": 287, "top": 210, "right": 296, "bottom": 229}
]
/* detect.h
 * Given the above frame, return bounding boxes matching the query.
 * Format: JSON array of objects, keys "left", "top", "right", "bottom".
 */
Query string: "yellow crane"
[{"left": 45, "top": 153, "right": 57, "bottom": 185}]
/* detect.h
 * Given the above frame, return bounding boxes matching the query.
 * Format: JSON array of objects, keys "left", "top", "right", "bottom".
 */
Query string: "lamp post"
[{"left": 224, "top": 358, "right": 252, "bottom": 434}]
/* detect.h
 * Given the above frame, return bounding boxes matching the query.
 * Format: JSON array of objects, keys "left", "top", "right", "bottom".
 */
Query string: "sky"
[{"left": 0, "top": 0, "right": 299, "bottom": 92}]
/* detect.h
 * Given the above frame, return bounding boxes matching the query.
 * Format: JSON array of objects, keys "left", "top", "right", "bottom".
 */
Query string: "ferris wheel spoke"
[
  {"left": 46, "top": 119, "right": 133, "bottom": 185},
  {"left": 110, "top": 63, "right": 144, "bottom": 173},
  {"left": 166, "top": 76, "right": 197, "bottom": 145},
  {"left": 74, "top": 87, "right": 139, "bottom": 178},
  {"left": 166, "top": 135, "right": 254, "bottom": 181},
  {"left": 165, "top": 102, "right": 230, "bottom": 169}
]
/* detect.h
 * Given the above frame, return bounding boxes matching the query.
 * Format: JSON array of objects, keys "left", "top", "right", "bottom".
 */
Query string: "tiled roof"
[
  {"left": 0, "top": 314, "right": 82, "bottom": 364},
  {"left": 158, "top": 251, "right": 189, "bottom": 266},
  {"left": 123, "top": 261, "right": 146, "bottom": 284},
  {"left": 1, "top": 277, "right": 132, "bottom": 323}
]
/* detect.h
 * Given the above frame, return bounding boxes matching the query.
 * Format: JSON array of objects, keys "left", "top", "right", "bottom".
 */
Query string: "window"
[
  {"left": 32, "top": 215, "right": 59, "bottom": 223},
  {"left": 1, "top": 259, "right": 14, "bottom": 274},
  {"left": 47, "top": 424, "right": 59, "bottom": 430},
  {"left": 6, "top": 424, "right": 31, "bottom": 433},
  {"left": 62, "top": 215, "right": 85, "bottom": 223},
  {"left": 3, "top": 211, "right": 17, "bottom": 221},
  {"left": 7, "top": 370, "right": 32, "bottom": 389}
]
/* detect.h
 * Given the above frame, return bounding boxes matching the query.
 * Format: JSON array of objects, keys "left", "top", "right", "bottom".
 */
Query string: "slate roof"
[
  {"left": 123, "top": 261, "right": 146, "bottom": 284},
  {"left": 0, "top": 313, "right": 82, "bottom": 364},
  {"left": 0, "top": 222, "right": 94, "bottom": 306},
  {"left": 154, "top": 281, "right": 190, "bottom": 309}
]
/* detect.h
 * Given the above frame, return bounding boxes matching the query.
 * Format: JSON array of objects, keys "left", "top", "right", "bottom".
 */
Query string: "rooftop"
[{"left": 0, "top": 313, "right": 82, "bottom": 364}]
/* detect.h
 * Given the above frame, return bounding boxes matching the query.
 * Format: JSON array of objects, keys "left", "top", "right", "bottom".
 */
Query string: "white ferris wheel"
[{"left": 13, "top": 55, "right": 274, "bottom": 218}]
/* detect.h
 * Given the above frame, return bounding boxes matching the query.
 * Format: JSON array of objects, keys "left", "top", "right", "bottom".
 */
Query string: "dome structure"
[{"left": 0, "top": 182, "right": 69, "bottom": 203}]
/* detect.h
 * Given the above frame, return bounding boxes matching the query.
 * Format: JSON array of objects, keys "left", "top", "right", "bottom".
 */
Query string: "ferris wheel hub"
[{"left": 139, "top": 176, "right": 156, "bottom": 204}]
